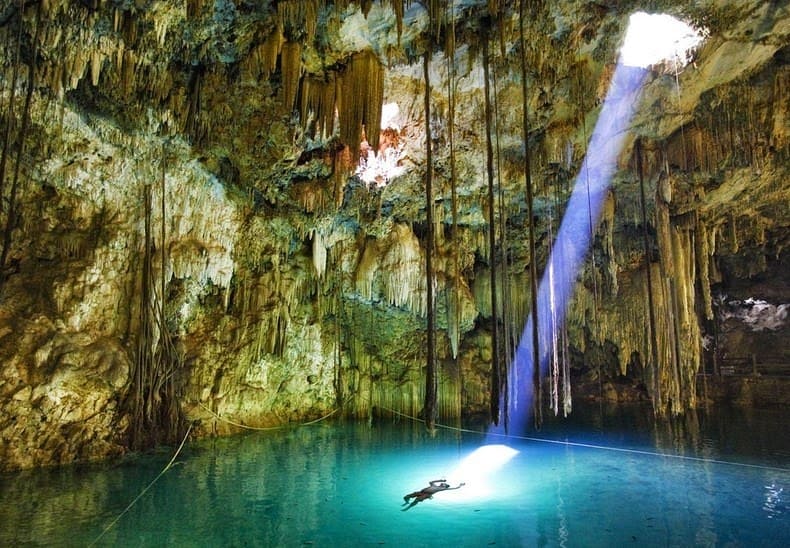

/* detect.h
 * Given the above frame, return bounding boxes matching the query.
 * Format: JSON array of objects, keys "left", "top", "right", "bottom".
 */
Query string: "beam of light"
[
  {"left": 491, "top": 12, "right": 704, "bottom": 436},
  {"left": 445, "top": 444, "right": 520, "bottom": 502}
]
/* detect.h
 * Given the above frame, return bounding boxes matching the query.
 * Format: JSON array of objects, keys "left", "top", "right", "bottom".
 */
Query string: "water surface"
[{"left": 1, "top": 403, "right": 788, "bottom": 547}]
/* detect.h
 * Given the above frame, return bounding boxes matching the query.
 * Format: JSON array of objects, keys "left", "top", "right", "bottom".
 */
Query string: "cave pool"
[{"left": 1, "top": 403, "right": 788, "bottom": 547}]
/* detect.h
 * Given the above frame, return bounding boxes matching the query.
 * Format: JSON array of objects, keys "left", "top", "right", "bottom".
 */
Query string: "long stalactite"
[
  {"left": 0, "top": 2, "right": 42, "bottom": 294},
  {"left": 518, "top": 0, "right": 542, "bottom": 429},
  {"left": 636, "top": 138, "right": 661, "bottom": 414},
  {"left": 0, "top": 12, "right": 22, "bottom": 217},
  {"left": 482, "top": 33, "right": 501, "bottom": 425},
  {"left": 423, "top": 46, "right": 437, "bottom": 432}
]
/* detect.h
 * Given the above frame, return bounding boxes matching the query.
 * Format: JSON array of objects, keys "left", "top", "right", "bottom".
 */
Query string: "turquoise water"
[{"left": 1, "top": 404, "right": 788, "bottom": 547}]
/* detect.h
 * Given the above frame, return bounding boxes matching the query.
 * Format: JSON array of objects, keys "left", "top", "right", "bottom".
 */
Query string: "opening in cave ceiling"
[
  {"left": 620, "top": 12, "right": 707, "bottom": 69},
  {"left": 356, "top": 101, "right": 406, "bottom": 186}
]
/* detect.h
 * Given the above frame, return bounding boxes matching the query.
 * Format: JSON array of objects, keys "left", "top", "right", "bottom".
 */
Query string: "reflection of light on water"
[
  {"left": 764, "top": 482, "right": 784, "bottom": 518},
  {"left": 557, "top": 485, "right": 568, "bottom": 548},
  {"left": 445, "top": 444, "right": 519, "bottom": 501}
]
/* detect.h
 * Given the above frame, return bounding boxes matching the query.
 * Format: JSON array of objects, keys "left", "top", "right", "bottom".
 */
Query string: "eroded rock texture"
[{"left": 0, "top": 1, "right": 787, "bottom": 469}]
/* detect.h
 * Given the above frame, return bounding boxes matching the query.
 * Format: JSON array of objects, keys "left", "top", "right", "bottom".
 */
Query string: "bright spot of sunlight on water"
[
  {"left": 1, "top": 406, "right": 788, "bottom": 547},
  {"left": 446, "top": 444, "right": 519, "bottom": 501}
]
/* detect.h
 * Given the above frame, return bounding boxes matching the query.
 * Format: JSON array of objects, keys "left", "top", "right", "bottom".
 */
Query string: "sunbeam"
[{"left": 494, "top": 12, "right": 705, "bottom": 435}]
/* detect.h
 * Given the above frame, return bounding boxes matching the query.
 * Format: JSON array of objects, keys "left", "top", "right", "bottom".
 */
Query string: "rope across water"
[
  {"left": 379, "top": 405, "right": 790, "bottom": 474},
  {"left": 89, "top": 403, "right": 342, "bottom": 545},
  {"left": 89, "top": 423, "right": 193, "bottom": 547},
  {"left": 89, "top": 400, "right": 786, "bottom": 544},
  {"left": 196, "top": 401, "right": 341, "bottom": 431}
]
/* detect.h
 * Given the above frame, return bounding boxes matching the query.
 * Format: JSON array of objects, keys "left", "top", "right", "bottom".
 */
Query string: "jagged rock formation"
[{"left": 0, "top": 1, "right": 787, "bottom": 470}]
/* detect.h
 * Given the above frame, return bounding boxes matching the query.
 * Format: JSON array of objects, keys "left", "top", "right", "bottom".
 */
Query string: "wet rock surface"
[{"left": 0, "top": 1, "right": 787, "bottom": 469}]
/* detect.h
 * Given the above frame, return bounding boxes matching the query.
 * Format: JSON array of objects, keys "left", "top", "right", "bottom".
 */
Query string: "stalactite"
[
  {"left": 326, "top": 248, "right": 344, "bottom": 409},
  {"left": 184, "top": 63, "right": 204, "bottom": 144},
  {"left": 278, "top": 0, "right": 319, "bottom": 44},
  {"left": 423, "top": 48, "right": 437, "bottom": 432},
  {"left": 655, "top": 199, "right": 703, "bottom": 415},
  {"left": 354, "top": 223, "right": 425, "bottom": 315},
  {"left": 636, "top": 139, "right": 661, "bottom": 413},
  {"left": 661, "top": 275, "right": 680, "bottom": 411},
  {"left": 261, "top": 27, "right": 284, "bottom": 79},
  {"left": 482, "top": 36, "right": 500, "bottom": 425},
  {"left": 0, "top": 1, "right": 42, "bottom": 293},
  {"left": 66, "top": 36, "right": 89, "bottom": 89},
  {"left": 338, "top": 50, "right": 383, "bottom": 161},
  {"left": 89, "top": 47, "right": 102, "bottom": 86},
  {"left": 599, "top": 190, "right": 618, "bottom": 296},
  {"left": 312, "top": 229, "right": 327, "bottom": 279},
  {"left": 120, "top": 48, "right": 136, "bottom": 97},
  {"left": 300, "top": 72, "right": 337, "bottom": 141},
  {"left": 390, "top": 0, "right": 405, "bottom": 41},
  {"left": 331, "top": 147, "right": 350, "bottom": 206},
  {"left": 518, "top": 0, "right": 541, "bottom": 429},
  {"left": 280, "top": 41, "right": 302, "bottom": 114},
  {"left": 695, "top": 212, "right": 713, "bottom": 320}
]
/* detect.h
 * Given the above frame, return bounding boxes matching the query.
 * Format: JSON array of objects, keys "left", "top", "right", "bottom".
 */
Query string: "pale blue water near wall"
[{"left": 1, "top": 403, "right": 788, "bottom": 547}]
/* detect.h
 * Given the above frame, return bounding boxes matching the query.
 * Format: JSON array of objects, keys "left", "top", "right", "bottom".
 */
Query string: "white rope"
[
  {"left": 89, "top": 423, "right": 193, "bottom": 547},
  {"left": 380, "top": 406, "right": 790, "bottom": 474},
  {"left": 90, "top": 401, "right": 345, "bottom": 544},
  {"left": 196, "top": 401, "right": 341, "bottom": 431}
]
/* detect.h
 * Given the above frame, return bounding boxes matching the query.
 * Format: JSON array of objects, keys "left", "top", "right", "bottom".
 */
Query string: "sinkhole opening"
[
  {"left": 357, "top": 102, "right": 406, "bottom": 187},
  {"left": 620, "top": 12, "right": 707, "bottom": 69}
]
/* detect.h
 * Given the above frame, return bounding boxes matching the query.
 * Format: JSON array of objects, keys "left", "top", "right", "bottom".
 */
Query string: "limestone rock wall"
[{"left": 0, "top": 1, "right": 787, "bottom": 470}]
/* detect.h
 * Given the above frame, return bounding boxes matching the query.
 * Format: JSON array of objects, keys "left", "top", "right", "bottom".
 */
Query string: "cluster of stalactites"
[
  {"left": 239, "top": 1, "right": 387, "bottom": 159},
  {"left": 342, "top": 335, "right": 463, "bottom": 421},
  {"left": 281, "top": 47, "right": 385, "bottom": 161},
  {"left": 238, "top": 1, "right": 314, "bottom": 115},
  {"left": 9, "top": 0, "right": 390, "bottom": 162},
  {"left": 338, "top": 50, "right": 384, "bottom": 156}
]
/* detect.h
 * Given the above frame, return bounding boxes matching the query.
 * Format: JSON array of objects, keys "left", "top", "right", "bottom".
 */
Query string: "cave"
[{"left": 0, "top": 1, "right": 788, "bottom": 545}]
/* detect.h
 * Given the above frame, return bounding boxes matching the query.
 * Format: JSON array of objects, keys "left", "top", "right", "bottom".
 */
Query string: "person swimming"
[{"left": 402, "top": 479, "right": 465, "bottom": 510}]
